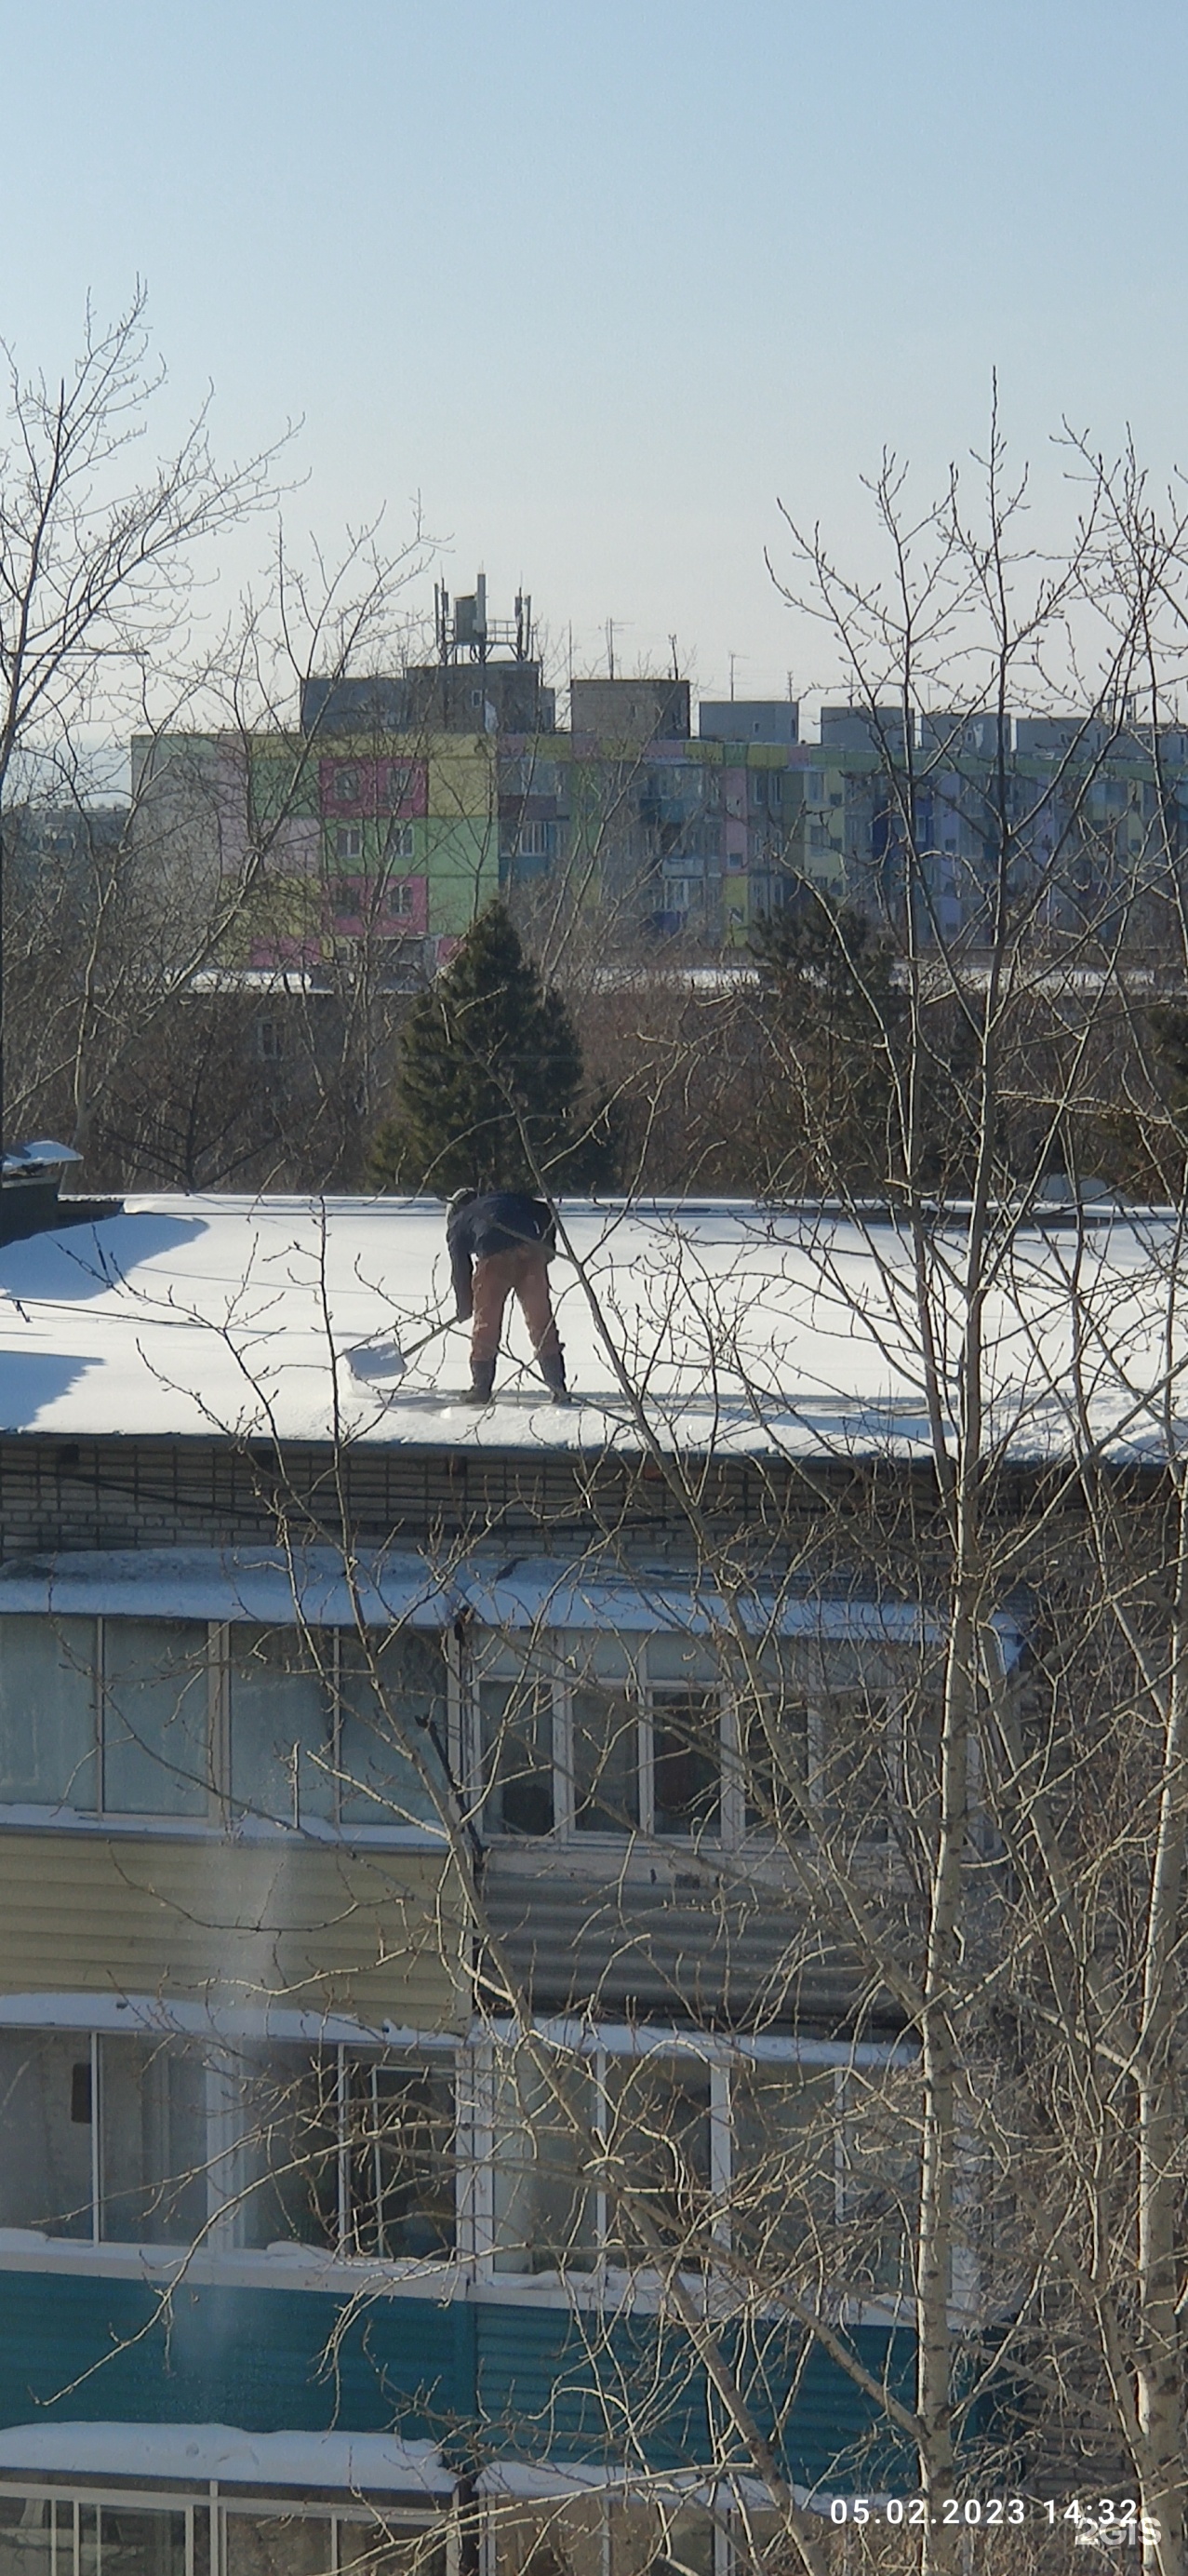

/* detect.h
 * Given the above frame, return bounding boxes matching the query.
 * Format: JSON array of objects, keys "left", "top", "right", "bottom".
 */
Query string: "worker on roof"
[{"left": 447, "top": 1188, "right": 568, "bottom": 1406}]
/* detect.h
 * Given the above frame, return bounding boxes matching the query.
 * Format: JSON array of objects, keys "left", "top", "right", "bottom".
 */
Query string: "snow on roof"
[{"left": 0, "top": 1190, "right": 1183, "bottom": 1462}]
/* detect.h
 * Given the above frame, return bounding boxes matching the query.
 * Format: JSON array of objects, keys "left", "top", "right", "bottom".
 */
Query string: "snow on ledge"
[{"left": 0, "top": 2420, "right": 454, "bottom": 2494}]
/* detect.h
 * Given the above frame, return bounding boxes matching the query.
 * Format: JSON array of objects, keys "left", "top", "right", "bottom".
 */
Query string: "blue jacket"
[{"left": 447, "top": 1191, "right": 556, "bottom": 1316}]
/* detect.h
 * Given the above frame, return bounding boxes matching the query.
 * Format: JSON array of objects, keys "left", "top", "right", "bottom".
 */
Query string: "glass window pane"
[
  {"left": 224, "top": 2519, "right": 332, "bottom": 2576},
  {"left": 650, "top": 1687, "right": 719, "bottom": 1836},
  {"left": 346, "top": 2056, "right": 454, "bottom": 2258},
  {"left": 647, "top": 1634, "right": 718, "bottom": 1685},
  {"left": 808, "top": 1691, "right": 890, "bottom": 1845},
  {"left": 610, "top": 2505, "right": 715, "bottom": 2576},
  {"left": 492, "top": 2051, "right": 596, "bottom": 2274},
  {"left": 102, "top": 1620, "right": 210, "bottom": 1817},
  {"left": 740, "top": 1647, "right": 808, "bottom": 1831},
  {"left": 339, "top": 2524, "right": 446, "bottom": 2576},
  {"left": 571, "top": 1684, "right": 638, "bottom": 1832},
  {"left": 0, "top": 2030, "right": 93, "bottom": 2237},
  {"left": 100, "top": 2034, "right": 208, "bottom": 2245},
  {"left": 480, "top": 1672, "right": 554, "bottom": 1835},
  {"left": 558, "top": 1632, "right": 638, "bottom": 1832},
  {"left": 229, "top": 1627, "right": 335, "bottom": 1824},
  {"left": 492, "top": 2505, "right": 602, "bottom": 2576},
  {"left": 338, "top": 1632, "right": 447, "bottom": 1828},
  {"left": 843, "top": 2068, "right": 916, "bottom": 2295},
  {"left": 79, "top": 2510, "right": 187, "bottom": 2576},
  {"left": 603, "top": 2055, "right": 712, "bottom": 2265},
  {"left": 0, "top": 1614, "right": 97, "bottom": 1810},
  {"left": 0, "top": 2499, "right": 59, "bottom": 2576},
  {"left": 234, "top": 2046, "right": 338, "bottom": 2248},
  {"left": 731, "top": 2061, "right": 837, "bottom": 2270}
]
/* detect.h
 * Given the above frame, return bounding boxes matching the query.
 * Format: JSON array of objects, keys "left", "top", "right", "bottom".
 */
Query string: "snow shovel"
[{"left": 346, "top": 1315, "right": 459, "bottom": 1384}]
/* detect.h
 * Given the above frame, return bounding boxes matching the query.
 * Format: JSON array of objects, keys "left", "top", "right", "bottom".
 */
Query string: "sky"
[{"left": 4, "top": 0, "right": 1188, "bottom": 718}]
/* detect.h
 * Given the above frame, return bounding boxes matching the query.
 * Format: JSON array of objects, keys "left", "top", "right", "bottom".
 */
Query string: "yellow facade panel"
[{"left": 0, "top": 1834, "right": 468, "bottom": 2029}]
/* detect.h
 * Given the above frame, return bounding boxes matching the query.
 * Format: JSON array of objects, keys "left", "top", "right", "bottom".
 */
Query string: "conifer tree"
[
  {"left": 367, "top": 903, "right": 619, "bottom": 1194},
  {"left": 752, "top": 894, "right": 908, "bottom": 1193}
]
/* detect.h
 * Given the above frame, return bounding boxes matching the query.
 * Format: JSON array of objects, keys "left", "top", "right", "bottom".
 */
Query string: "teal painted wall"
[
  {"left": 0, "top": 2275, "right": 473, "bottom": 2449},
  {"left": 0, "top": 2274, "right": 919, "bottom": 2496}
]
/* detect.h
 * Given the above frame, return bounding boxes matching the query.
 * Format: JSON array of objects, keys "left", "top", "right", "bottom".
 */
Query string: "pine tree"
[
  {"left": 367, "top": 904, "right": 620, "bottom": 1195},
  {"left": 752, "top": 895, "right": 908, "bottom": 1193}
]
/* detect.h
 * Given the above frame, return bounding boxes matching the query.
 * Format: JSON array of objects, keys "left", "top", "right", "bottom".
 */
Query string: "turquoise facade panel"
[
  {"left": 474, "top": 2302, "right": 918, "bottom": 2495},
  {"left": 0, "top": 2274, "right": 918, "bottom": 2496},
  {"left": 0, "top": 2274, "right": 471, "bottom": 2449}
]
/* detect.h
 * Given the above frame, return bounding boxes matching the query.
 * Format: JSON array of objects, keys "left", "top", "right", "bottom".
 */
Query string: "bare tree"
[{"left": 15, "top": 410, "right": 1188, "bottom": 2576}]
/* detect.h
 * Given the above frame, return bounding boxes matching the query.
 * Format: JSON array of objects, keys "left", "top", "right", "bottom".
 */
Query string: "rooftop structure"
[
  {"left": 0, "top": 1190, "right": 1179, "bottom": 1462},
  {"left": 699, "top": 699, "right": 799, "bottom": 746}
]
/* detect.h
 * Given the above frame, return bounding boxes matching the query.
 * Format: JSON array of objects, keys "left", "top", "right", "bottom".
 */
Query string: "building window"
[
  {"left": 382, "top": 877, "right": 415, "bottom": 916},
  {"left": 0, "top": 2012, "right": 913, "bottom": 2297},
  {"left": 474, "top": 1630, "right": 728, "bottom": 1842},
  {"left": 334, "top": 768, "right": 359, "bottom": 804},
  {"left": 469, "top": 1628, "right": 911, "bottom": 1848},
  {"left": 503, "top": 820, "right": 556, "bottom": 865},
  {"left": 235, "top": 2045, "right": 456, "bottom": 2259},
  {"left": 0, "top": 2027, "right": 455, "bottom": 2258},
  {"left": 383, "top": 822, "right": 415, "bottom": 865},
  {"left": 0, "top": 1617, "right": 449, "bottom": 1832},
  {"left": 336, "top": 825, "right": 364, "bottom": 863},
  {"left": 0, "top": 2030, "right": 207, "bottom": 2245},
  {"left": 487, "top": 2032, "right": 912, "bottom": 2294},
  {"left": 0, "top": 2498, "right": 445, "bottom": 2576},
  {"left": 0, "top": 2496, "right": 446, "bottom": 2576},
  {"left": 254, "top": 1015, "right": 285, "bottom": 1064}
]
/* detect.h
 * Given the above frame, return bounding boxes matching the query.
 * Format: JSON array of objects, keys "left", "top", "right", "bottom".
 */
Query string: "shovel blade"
[{"left": 346, "top": 1339, "right": 407, "bottom": 1383}]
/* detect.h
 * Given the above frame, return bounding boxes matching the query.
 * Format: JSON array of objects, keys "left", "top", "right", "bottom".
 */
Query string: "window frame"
[
  {"left": 0, "top": 2008, "right": 921, "bottom": 2311},
  {"left": 0, "top": 2484, "right": 450, "bottom": 2576},
  {"left": 465, "top": 1628, "right": 908, "bottom": 1852},
  {"left": 0, "top": 1616, "right": 452, "bottom": 1839},
  {"left": 471, "top": 1631, "right": 732, "bottom": 1845},
  {"left": 475, "top": 2023, "right": 917, "bottom": 2307},
  {"left": 0, "top": 2020, "right": 460, "bottom": 2263}
]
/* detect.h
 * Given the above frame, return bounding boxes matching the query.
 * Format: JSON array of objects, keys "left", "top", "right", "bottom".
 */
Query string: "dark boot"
[
  {"left": 461, "top": 1358, "right": 496, "bottom": 1405},
  {"left": 541, "top": 1352, "right": 569, "bottom": 1405}
]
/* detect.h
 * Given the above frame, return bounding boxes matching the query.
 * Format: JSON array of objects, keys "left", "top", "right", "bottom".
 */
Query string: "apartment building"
[
  {"left": 0, "top": 1180, "right": 1031, "bottom": 2567},
  {"left": 0, "top": 1174, "right": 1173, "bottom": 2551}
]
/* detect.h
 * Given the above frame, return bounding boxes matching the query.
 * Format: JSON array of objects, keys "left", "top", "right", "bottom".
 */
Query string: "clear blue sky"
[{"left": 5, "top": 0, "right": 1186, "bottom": 708}]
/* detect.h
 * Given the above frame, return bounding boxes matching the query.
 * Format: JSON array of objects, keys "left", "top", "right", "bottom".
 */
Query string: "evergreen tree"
[
  {"left": 751, "top": 895, "right": 909, "bottom": 1194},
  {"left": 367, "top": 903, "right": 620, "bottom": 1195}
]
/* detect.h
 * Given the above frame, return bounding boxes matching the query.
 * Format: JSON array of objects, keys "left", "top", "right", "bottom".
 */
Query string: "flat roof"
[{"left": 0, "top": 1191, "right": 1181, "bottom": 1462}]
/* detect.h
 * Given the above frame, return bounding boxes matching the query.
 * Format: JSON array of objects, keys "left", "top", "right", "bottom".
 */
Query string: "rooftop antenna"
[
  {"left": 606, "top": 619, "right": 617, "bottom": 681},
  {"left": 669, "top": 635, "right": 679, "bottom": 680}
]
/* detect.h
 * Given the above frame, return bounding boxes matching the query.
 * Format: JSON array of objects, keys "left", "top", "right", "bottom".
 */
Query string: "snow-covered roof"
[{"left": 0, "top": 1190, "right": 1184, "bottom": 1463}]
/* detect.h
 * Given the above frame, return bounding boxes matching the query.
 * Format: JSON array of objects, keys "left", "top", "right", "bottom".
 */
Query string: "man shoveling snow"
[{"left": 447, "top": 1188, "right": 568, "bottom": 1406}]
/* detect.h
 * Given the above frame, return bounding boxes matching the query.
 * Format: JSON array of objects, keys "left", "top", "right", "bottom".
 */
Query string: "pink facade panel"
[
  {"left": 318, "top": 758, "right": 428, "bottom": 820},
  {"left": 327, "top": 874, "right": 429, "bottom": 938}
]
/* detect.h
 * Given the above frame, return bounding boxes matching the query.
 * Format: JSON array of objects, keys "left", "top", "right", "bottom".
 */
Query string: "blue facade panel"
[
  {"left": 0, "top": 2274, "right": 917, "bottom": 2497},
  {"left": 0, "top": 2275, "right": 471, "bottom": 2449}
]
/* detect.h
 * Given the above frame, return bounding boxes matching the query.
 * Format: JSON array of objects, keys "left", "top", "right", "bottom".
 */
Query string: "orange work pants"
[{"left": 471, "top": 1247, "right": 562, "bottom": 1368}]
